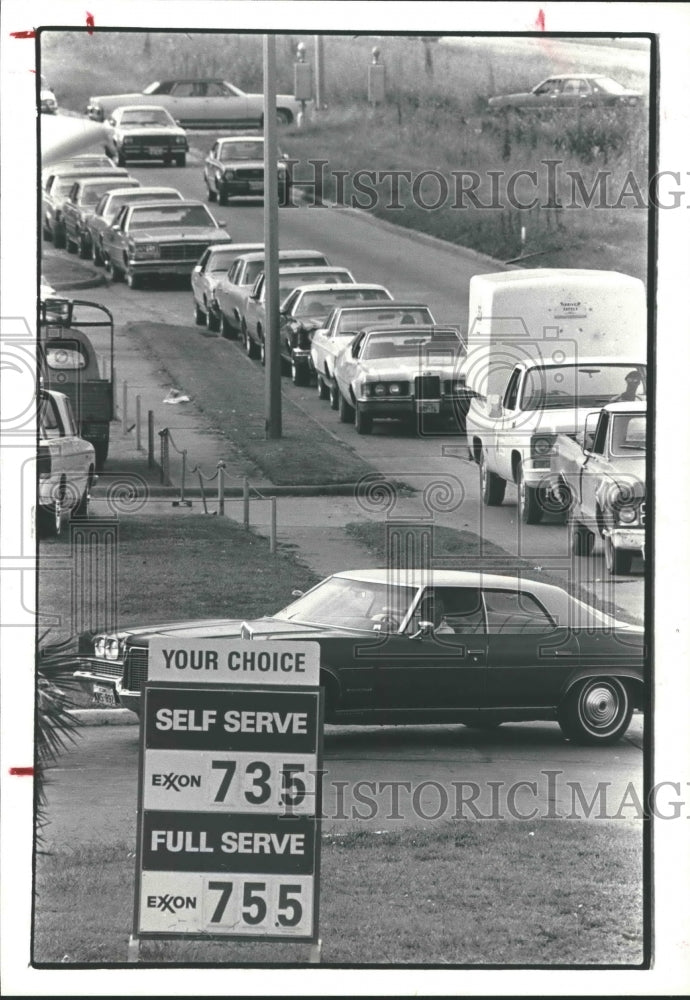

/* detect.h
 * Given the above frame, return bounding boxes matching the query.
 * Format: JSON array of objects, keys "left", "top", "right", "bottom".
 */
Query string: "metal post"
[
  {"left": 217, "top": 462, "right": 226, "bottom": 516},
  {"left": 270, "top": 496, "right": 277, "bottom": 553},
  {"left": 159, "top": 429, "right": 169, "bottom": 486},
  {"left": 135, "top": 395, "right": 142, "bottom": 451},
  {"left": 309, "top": 938, "right": 323, "bottom": 963},
  {"left": 263, "top": 33, "right": 282, "bottom": 439},
  {"left": 314, "top": 34, "right": 325, "bottom": 110},
  {"left": 243, "top": 476, "right": 250, "bottom": 529},
  {"left": 147, "top": 410, "right": 154, "bottom": 468},
  {"left": 173, "top": 449, "right": 192, "bottom": 507},
  {"left": 127, "top": 934, "right": 140, "bottom": 963},
  {"left": 122, "top": 380, "right": 128, "bottom": 436}
]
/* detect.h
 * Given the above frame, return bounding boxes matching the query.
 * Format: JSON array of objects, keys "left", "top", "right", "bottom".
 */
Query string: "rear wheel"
[
  {"left": 244, "top": 323, "right": 259, "bottom": 359},
  {"left": 339, "top": 390, "right": 354, "bottom": 424},
  {"left": 516, "top": 461, "right": 543, "bottom": 525},
  {"left": 220, "top": 312, "right": 235, "bottom": 340},
  {"left": 66, "top": 232, "right": 78, "bottom": 254},
  {"left": 53, "top": 222, "right": 66, "bottom": 249},
  {"left": 38, "top": 481, "right": 67, "bottom": 538},
  {"left": 104, "top": 256, "right": 122, "bottom": 282},
  {"left": 73, "top": 468, "right": 95, "bottom": 518},
  {"left": 328, "top": 380, "right": 339, "bottom": 411},
  {"left": 194, "top": 301, "right": 206, "bottom": 326},
  {"left": 78, "top": 233, "right": 91, "bottom": 259},
  {"left": 291, "top": 359, "right": 309, "bottom": 386},
  {"left": 92, "top": 240, "right": 104, "bottom": 267},
  {"left": 479, "top": 450, "right": 506, "bottom": 506},
  {"left": 206, "top": 183, "right": 217, "bottom": 203},
  {"left": 604, "top": 535, "right": 633, "bottom": 575},
  {"left": 558, "top": 678, "right": 633, "bottom": 745},
  {"left": 175, "top": 153, "right": 186, "bottom": 167},
  {"left": 207, "top": 307, "right": 221, "bottom": 333}
]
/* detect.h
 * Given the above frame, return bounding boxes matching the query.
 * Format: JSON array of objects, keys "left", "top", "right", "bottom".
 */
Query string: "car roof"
[
  {"left": 218, "top": 135, "right": 264, "bottom": 143},
  {"left": 238, "top": 249, "right": 326, "bottom": 263},
  {"left": 276, "top": 266, "right": 350, "bottom": 275},
  {"left": 128, "top": 199, "right": 209, "bottom": 208},
  {"left": 361, "top": 324, "right": 461, "bottom": 337},
  {"left": 333, "top": 302, "right": 431, "bottom": 312},
  {"left": 106, "top": 186, "right": 182, "bottom": 198},
  {"left": 295, "top": 283, "right": 389, "bottom": 293},
  {"left": 48, "top": 168, "right": 128, "bottom": 180},
  {"left": 601, "top": 401, "right": 647, "bottom": 414}
]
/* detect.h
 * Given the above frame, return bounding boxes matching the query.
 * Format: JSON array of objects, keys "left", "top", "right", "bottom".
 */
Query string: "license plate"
[
  {"left": 92, "top": 684, "right": 116, "bottom": 707},
  {"left": 416, "top": 400, "right": 440, "bottom": 414},
  {"left": 146, "top": 146, "right": 165, "bottom": 155},
  {"left": 249, "top": 181, "right": 264, "bottom": 192}
]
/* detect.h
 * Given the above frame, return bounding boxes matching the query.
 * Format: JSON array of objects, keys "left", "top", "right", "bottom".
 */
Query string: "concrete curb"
[
  {"left": 51, "top": 273, "right": 108, "bottom": 291},
  {"left": 69, "top": 708, "right": 138, "bottom": 726},
  {"left": 91, "top": 482, "right": 408, "bottom": 499}
]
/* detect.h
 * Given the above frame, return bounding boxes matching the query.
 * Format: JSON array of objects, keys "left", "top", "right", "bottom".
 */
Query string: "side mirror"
[
  {"left": 583, "top": 412, "right": 599, "bottom": 452},
  {"left": 410, "top": 621, "right": 435, "bottom": 639},
  {"left": 111, "top": 224, "right": 120, "bottom": 232},
  {"left": 487, "top": 393, "right": 503, "bottom": 418},
  {"left": 192, "top": 265, "right": 201, "bottom": 272}
]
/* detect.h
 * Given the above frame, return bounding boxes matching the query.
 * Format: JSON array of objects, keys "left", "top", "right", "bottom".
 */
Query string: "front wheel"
[
  {"left": 92, "top": 240, "right": 104, "bottom": 267},
  {"left": 220, "top": 312, "right": 235, "bottom": 340},
  {"left": 78, "top": 233, "right": 91, "bottom": 259},
  {"left": 316, "top": 374, "right": 329, "bottom": 401},
  {"left": 244, "top": 324, "right": 260, "bottom": 359},
  {"left": 516, "top": 462, "right": 543, "bottom": 525},
  {"left": 479, "top": 450, "right": 506, "bottom": 506},
  {"left": 194, "top": 301, "right": 206, "bottom": 326},
  {"left": 104, "top": 256, "right": 122, "bottom": 282},
  {"left": 558, "top": 678, "right": 633, "bottom": 745},
  {"left": 125, "top": 267, "right": 144, "bottom": 290},
  {"left": 338, "top": 390, "right": 354, "bottom": 424},
  {"left": 53, "top": 222, "right": 66, "bottom": 249},
  {"left": 604, "top": 535, "right": 633, "bottom": 575},
  {"left": 354, "top": 402, "right": 373, "bottom": 434},
  {"left": 328, "top": 380, "right": 339, "bottom": 411},
  {"left": 207, "top": 307, "right": 221, "bottom": 333},
  {"left": 291, "top": 359, "right": 309, "bottom": 386},
  {"left": 174, "top": 153, "right": 186, "bottom": 167}
]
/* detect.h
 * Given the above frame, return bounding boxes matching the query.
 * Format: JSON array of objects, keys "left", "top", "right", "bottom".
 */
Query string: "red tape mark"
[
  {"left": 9, "top": 767, "right": 34, "bottom": 776},
  {"left": 86, "top": 11, "right": 95, "bottom": 35},
  {"left": 535, "top": 9, "right": 545, "bottom": 30},
  {"left": 10, "top": 29, "right": 36, "bottom": 38}
]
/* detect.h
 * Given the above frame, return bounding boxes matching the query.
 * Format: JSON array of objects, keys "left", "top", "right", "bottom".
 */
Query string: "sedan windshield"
[
  {"left": 273, "top": 576, "right": 417, "bottom": 631},
  {"left": 219, "top": 141, "right": 264, "bottom": 161},
  {"left": 120, "top": 109, "right": 175, "bottom": 126},
  {"left": 128, "top": 205, "right": 216, "bottom": 228},
  {"left": 361, "top": 332, "right": 463, "bottom": 361},
  {"left": 521, "top": 364, "right": 647, "bottom": 410},
  {"left": 591, "top": 77, "right": 629, "bottom": 95},
  {"left": 336, "top": 307, "right": 434, "bottom": 334},
  {"left": 294, "top": 288, "right": 389, "bottom": 317}
]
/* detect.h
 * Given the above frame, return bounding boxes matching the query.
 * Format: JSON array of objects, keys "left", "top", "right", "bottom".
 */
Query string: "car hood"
[
  {"left": 83, "top": 615, "right": 357, "bottom": 646},
  {"left": 128, "top": 226, "right": 227, "bottom": 242}
]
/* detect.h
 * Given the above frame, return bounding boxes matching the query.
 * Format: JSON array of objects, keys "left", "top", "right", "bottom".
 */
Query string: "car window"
[
  {"left": 128, "top": 205, "right": 215, "bottom": 228},
  {"left": 484, "top": 590, "right": 555, "bottom": 633},
  {"left": 39, "top": 395, "right": 63, "bottom": 437},
  {"left": 171, "top": 81, "right": 207, "bottom": 97},
  {"left": 503, "top": 369, "right": 521, "bottom": 410},
  {"left": 521, "top": 364, "right": 647, "bottom": 411},
  {"left": 409, "top": 588, "right": 485, "bottom": 634},
  {"left": 119, "top": 108, "right": 175, "bottom": 126},
  {"left": 208, "top": 249, "right": 241, "bottom": 272},
  {"left": 219, "top": 140, "right": 264, "bottom": 161},
  {"left": 562, "top": 79, "right": 580, "bottom": 95},
  {"left": 44, "top": 342, "right": 88, "bottom": 370},
  {"left": 207, "top": 82, "right": 230, "bottom": 97},
  {"left": 274, "top": 576, "right": 416, "bottom": 632},
  {"left": 610, "top": 414, "right": 646, "bottom": 455},
  {"left": 94, "top": 195, "right": 108, "bottom": 217}
]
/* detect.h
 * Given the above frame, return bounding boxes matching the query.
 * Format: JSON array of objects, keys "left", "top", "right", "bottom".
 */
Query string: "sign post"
[{"left": 130, "top": 639, "right": 322, "bottom": 958}]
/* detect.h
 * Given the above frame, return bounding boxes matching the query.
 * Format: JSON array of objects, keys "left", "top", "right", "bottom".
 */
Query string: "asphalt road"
[
  {"left": 73, "top": 155, "right": 645, "bottom": 623},
  {"left": 41, "top": 716, "right": 644, "bottom": 845}
]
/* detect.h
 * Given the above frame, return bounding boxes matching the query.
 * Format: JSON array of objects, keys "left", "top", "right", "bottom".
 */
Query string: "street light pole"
[
  {"left": 263, "top": 33, "right": 281, "bottom": 439},
  {"left": 314, "top": 34, "right": 325, "bottom": 110}
]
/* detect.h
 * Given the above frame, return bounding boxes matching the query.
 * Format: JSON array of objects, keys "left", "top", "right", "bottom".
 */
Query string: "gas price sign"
[{"left": 133, "top": 639, "right": 322, "bottom": 943}]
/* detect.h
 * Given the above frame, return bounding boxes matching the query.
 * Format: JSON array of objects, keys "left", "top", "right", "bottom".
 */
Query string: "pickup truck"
[
  {"left": 552, "top": 402, "right": 646, "bottom": 574},
  {"left": 213, "top": 248, "right": 329, "bottom": 340},
  {"left": 466, "top": 357, "right": 647, "bottom": 524},
  {"left": 39, "top": 298, "right": 115, "bottom": 470},
  {"left": 242, "top": 266, "right": 355, "bottom": 360},
  {"left": 38, "top": 388, "right": 96, "bottom": 537}
]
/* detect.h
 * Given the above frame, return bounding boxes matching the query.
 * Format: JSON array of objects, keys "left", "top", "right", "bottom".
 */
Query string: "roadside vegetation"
[
  {"left": 34, "top": 822, "right": 642, "bottom": 965},
  {"left": 42, "top": 31, "right": 650, "bottom": 278}
]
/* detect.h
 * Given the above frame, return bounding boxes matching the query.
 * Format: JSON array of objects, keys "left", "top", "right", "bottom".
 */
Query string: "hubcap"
[{"left": 580, "top": 683, "right": 620, "bottom": 730}]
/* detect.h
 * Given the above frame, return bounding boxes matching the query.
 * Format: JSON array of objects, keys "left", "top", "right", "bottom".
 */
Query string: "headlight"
[
  {"left": 94, "top": 637, "right": 106, "bottom": 658},
  {"left": 618, "top": 506, "right": 638, "bottom": 525},
  {"left": 123, "top": 136, "right": 135, "bottom": 145},
  {"left": 531, "top": 435, "right": 554, "bottom": 456},
  {"left": 224, "top": 169, "right": 235, "bottom": 179},
  {"left": 105, "top": 637, "right": 121, "bottom": 661},
  {"left": 174, "top": 136, "right": 186, "bottom": 144},
  {"left": 374, "top": 383, "right": 386, "bottom": 396},
  {"left": 131, "top": 243, "right": 159, "bottom": 259},
  {"left": 389, "top": 383, "right": 402, "bottom": 395}
]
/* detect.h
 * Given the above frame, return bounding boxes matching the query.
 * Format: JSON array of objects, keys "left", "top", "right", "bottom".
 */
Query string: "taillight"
[{"left": 37, "top": 445, "right": 51, "bottom": 478}]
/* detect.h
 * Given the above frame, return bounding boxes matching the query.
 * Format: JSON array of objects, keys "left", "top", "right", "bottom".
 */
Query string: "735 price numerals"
[{"left": 211, "top": 759, "right": 312, "bottom": 810}]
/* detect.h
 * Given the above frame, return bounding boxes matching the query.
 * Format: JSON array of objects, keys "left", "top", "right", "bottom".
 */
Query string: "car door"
[
  {"left": 103, "top": 205, "right": 129, "bottom": 267},
  {"left": 336, "top": 330, "right": 364, "bottom": 397},
  {"left": 167, "top": 80, "right": 202, "bottom": 124},
  {"left": 483, "top": 588, "right": 580, "bottom": 709},
  {"left": 579, "top": 410, "right": 609, "bottom": 521},
  {"left": 374, "top": 587, "right": 488, "bottom": 711},
  {"left": 207, "top": 81, "right": 249, "bottom": 127},
  {"left": 492, "top": 368, "right": 521, "bottom": 480}
]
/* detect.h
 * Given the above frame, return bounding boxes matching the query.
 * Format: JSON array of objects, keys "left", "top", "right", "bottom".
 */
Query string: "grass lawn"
[{"left": 33, "top": 822, "right": 643, "bottom": 966}]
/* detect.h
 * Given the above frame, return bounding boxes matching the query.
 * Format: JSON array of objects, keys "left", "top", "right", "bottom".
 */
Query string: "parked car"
[
  {"left": 40, "top": 74, "right": 58, "bottom": 115},
  {"left": 243, "top": 267, "right": 356, "bottom": 360},
  {"left": 311, "top": 302, "right": 437, "bottom": 408},
  {"left": 334, "top": 325, "right": 466, "bottom": 434},
  {"left": 192, "top": 242, "right": 264, "bottom": 332},
  {"left": 48, "top": 567, "right": 645, "bottom": 744},
  {"left": 553, "top": 401, "right": 646, "bottom": 575},
  {"left": 203, "top": 135, "right": 292, "bottom": 204},
  {"left": 214, "top": 249, "right": 330, "bottom": 340},
  {"left": 87, "top": 185, "right": 184, "bottom": 266},
  {"left": 280, "top": 284, "right": 394, "bottom": 386},
  {"left": 191, "top": 243, "right": 243, "bottom": 328},
  {"left": 39, "top": 297, "right": 115, "bottom": 470},
  {"left": 86, "top": 78, "right": 302, "bottom": 127},
  {"left": 37, "top": 388, "right": 96, "bottom": 537},
  {"left": 62, "top": 176, "right": 141, "bottom": 258},
  {"left": 101, "top": 200, "right": 230, "bottom": 289},
  {"left": 43, "top": 154, "right": 116, "bottom": 176},
  {"left": 488, "top": 74, "right": 643, "bottom": 111},
  {"left": 41, "top": 167, "right": 129, "bottom": 246},
  {"left": 104, "top": 104, "right": 189, "bottom": 166}
]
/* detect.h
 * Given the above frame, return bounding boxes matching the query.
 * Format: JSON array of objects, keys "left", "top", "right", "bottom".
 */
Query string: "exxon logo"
[
  {"left": 152, "top": 773, "right": 202, "bottom": 791},
  {"left": 147, "top": 894, "right": 198, "bottom": 913}
]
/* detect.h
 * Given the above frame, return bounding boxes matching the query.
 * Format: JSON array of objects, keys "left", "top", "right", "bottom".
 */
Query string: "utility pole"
[
  {"left": 314, "top": 34, "right": 326, "bottom": 110},
  {"left": 263, "top": 33, "right": 281, "bottom": 438}
]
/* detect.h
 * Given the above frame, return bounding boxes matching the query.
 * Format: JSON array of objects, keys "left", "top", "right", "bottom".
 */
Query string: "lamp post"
[{"left": 263, "top": 33, "right": 281, "bottom": 438}]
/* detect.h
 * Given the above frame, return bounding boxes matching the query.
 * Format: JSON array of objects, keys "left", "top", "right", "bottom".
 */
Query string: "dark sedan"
[
  {"left": 488, "top": 75, "right": 643, "bottom": 111},
  {"left": 203, "top": 135, "right": 292, "bottom": 204},
  {"left": 44, "top": 568, "right": 645, "bottom": 744}
]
